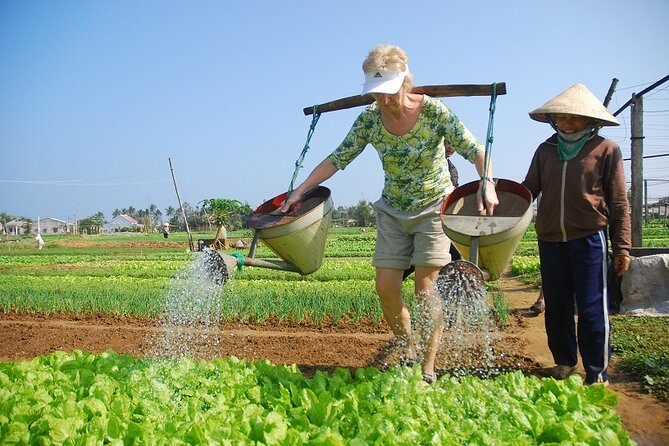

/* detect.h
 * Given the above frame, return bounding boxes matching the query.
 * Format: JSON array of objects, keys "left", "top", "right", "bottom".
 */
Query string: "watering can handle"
[{"left": 480, "top": 83, "right": 498, "bottom": 207}]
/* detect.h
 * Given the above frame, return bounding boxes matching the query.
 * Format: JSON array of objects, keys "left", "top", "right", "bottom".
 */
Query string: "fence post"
[{"left": 630, "top": 94, "right": 644, "bottom": 246}]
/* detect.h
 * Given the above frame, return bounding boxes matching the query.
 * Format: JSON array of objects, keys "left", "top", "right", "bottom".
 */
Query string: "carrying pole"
[
  {"left": 168, "top": 158, "right": 195, "bottom": 252},
  {"left": 303, "top": 83, "right": 506, "bottom": 115}
]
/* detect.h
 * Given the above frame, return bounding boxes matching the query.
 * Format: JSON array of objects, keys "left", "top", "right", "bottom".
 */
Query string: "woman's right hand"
[
  {"left": 279, "top": 190, "right": 303, "bottom": 213},
  {"left": 278, "top": 159, "right": 338, "bottom": 213}
]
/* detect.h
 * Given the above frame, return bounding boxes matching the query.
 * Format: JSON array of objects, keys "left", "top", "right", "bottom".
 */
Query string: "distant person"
[
  {"left": 162, "top": 222, "right": 170, "bottom": 239},
  {"left": 217, "top": 225, "right": 228, "bottom": 249},
  {"left": 35, "top": 233, "right": 45, "bottom": 250},
  {"left": 280, "top": 44, "right": 498, "bottom": 384},
  {"left": 521, "top": 83, "right": 631, "bottom": 386}
]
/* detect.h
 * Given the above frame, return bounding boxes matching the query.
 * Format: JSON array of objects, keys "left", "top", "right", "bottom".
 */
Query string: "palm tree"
[
  {"left": 164, "top": 205, "right": 180, "bottom": 229},
  {"left": 153, "top": 209, "right": 163, "bottom": 227},
  {"left": 199, "top": 198, "right": 250, "bottom": 249},
  {"left": 148, "top": 204, "right": 159, "bottom": 226}
]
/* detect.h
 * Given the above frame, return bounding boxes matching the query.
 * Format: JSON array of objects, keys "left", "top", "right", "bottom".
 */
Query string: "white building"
[
  {"left": 101, "top": 214, "right": 144, "bottom": 233},
  {"left": 35, "top": 217, "right": 69, "bottom": 234},
  {"left": 4, "top": 220, "right": 28, "bottom": 235}
]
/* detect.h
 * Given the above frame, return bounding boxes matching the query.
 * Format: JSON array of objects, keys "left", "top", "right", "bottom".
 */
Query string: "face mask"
[{"left": 555, "top": 126, "right": 597, "bottom": 161}]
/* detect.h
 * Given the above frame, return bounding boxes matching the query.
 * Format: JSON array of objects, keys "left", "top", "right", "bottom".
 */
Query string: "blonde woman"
[{"left": 282, "top": 44, "right": 498, "bottom": 383}]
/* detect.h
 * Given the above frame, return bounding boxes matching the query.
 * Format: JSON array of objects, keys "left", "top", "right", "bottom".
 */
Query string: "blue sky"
[{"left": 1, "top": 0, "right": 668, "bottom": 223}]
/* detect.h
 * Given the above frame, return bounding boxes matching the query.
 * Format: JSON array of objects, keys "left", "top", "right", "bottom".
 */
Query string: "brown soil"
[{"left": 1, "top": 276, "right": 667, "bottom": 445}]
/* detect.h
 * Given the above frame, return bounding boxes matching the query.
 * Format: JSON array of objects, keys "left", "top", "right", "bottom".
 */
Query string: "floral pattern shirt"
[{"left": 327, "top": 96, "right": 483, "bottom": 211}]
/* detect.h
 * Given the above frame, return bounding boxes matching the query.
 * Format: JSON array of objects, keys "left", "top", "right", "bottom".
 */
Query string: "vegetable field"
[{"left": 1, "top": 226, "right": 668, "bottom": 444}]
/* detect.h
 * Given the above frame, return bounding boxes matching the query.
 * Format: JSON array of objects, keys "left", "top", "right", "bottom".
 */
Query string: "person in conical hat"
[
  {"left": 521, "top": 83, "right": 631, "bottom": 386},
  {"left": 280, "top": 44, "right": 499, "bottom": 384}
]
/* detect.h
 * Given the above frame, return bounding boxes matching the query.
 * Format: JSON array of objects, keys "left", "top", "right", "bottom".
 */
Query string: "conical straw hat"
[{"left": 529, "top": 83, "right": 619, "bottom": 126}]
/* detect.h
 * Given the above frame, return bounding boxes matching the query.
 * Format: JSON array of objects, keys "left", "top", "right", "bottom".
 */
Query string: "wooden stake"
[{"left": 168, "top": 158, "right": 195, "bottom": 252}]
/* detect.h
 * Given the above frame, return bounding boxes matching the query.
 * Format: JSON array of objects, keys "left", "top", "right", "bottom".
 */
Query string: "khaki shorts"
[{"left": 372, "top": 197, "right": 452, "bottom": 270}]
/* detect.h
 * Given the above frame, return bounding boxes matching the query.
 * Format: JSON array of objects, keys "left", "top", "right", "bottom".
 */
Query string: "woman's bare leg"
[
  {"left": 414, "top": 266, "right": 444, "bottom": 377},
  {"left": 375, "top": 267, "right": 416, "bottom": 359}
]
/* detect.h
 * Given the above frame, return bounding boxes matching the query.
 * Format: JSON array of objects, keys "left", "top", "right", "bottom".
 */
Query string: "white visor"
[{"left": 361, "top": 69, "right": 409, "bottom": 95}]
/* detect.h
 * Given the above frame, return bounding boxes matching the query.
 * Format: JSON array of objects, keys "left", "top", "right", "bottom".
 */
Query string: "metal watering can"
[
  {"left": 200, "top": 186, "right": 333, "bottom": 284},
  {"left": 437, "top": 178, "right": 533, "bottom": 290}
]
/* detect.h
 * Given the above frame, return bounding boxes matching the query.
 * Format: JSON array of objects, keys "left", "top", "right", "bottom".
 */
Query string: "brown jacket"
[{"left": 522, "top": 134, "right": 631, "bottom": 256}]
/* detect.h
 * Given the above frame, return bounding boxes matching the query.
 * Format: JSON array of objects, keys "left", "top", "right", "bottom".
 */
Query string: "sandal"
[
  {"left": 399, "top": 356, "right": 419, "bottom": 368},
  {"left": 545, "top": 365, "right": 576, "bottom": 380},
  {"left": 530, "top": 298, "right": 545, "bottom": 314},
  {"left": 422, "top": 373, "right": 437, "bottom": 385}
]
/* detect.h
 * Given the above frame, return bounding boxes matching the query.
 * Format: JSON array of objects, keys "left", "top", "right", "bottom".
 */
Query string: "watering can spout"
[
  {"left": 201, "top": 247, "right": 236, "bottom": 285},
  {"left": 437, "top": 260, "right": 486, "bottom": 295},
  {"left": 201, "top": 248, "right": 304, "bottom": 285}
]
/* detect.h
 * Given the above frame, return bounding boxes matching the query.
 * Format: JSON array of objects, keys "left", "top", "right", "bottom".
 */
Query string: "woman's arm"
[
  {"left": 474, "top": 150, "right": 499, "bottom": 215},
  {"left": 279, "top": 159, "right": 339, "bottom": 212}
]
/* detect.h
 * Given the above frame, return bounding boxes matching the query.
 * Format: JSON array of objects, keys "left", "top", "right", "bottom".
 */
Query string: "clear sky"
[{"left": 1, "top": 0, "right": 668, "bottom": 223}]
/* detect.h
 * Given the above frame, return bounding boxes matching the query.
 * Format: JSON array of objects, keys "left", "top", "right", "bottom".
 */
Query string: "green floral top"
[{"left": 327, "top": 96, "right": 483, "bottom": 211}]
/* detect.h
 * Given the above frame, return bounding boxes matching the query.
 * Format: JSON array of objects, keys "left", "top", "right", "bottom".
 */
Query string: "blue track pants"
[{"left": 538, "top": 231, "right": 610, "bottom": 384}]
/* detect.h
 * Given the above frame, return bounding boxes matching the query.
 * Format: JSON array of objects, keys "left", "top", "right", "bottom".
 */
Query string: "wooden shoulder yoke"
[{"left": 303, "top": 82, "right": 506, "bottom": 116}]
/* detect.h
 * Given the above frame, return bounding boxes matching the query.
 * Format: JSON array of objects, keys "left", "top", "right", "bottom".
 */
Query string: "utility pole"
[
  {"left": 603, "top": 78, "right": 618, "bottom": 108},
  {"left": 613, "top": 74, "right": 669, "bottom": 246},
  {"left": 630, "top": 94, "right": 644, "bottom": 246}
]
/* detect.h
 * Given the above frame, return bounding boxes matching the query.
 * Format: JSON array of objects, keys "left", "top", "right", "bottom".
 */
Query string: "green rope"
[
  {"left": 230, "top": 252, "right": 245, "bottom": 272},
  {"left": 288, "top": 105, "right": 321, "bottom": 195},
  {"left": 481, "top": 83, "right": 498, "bottom": 202}
]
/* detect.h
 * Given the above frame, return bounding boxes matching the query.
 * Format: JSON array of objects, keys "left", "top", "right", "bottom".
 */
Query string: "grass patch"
[{"left": 611, "top": 316, "right": 669, "bottom": 401}]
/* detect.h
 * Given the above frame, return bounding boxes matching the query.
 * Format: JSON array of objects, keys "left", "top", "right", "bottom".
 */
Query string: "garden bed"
[{"left": 2, "top": 276, "right": 668, "bottom": 444}]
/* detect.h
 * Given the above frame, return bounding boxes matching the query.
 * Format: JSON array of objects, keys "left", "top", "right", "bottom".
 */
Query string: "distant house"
[
  {"left": 101, "top": 214, "right": 144, "bottom": 233},
  {"left": 35, "top": 217, "right": 69, "bottom": 234},
  {"left": 5, "top": 220, "right": 29, "bottom": 235}
]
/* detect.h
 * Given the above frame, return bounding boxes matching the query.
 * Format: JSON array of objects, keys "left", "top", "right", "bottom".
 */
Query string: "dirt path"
[{"left": 1, "top": 277, "right": 667, "bottom": 445}]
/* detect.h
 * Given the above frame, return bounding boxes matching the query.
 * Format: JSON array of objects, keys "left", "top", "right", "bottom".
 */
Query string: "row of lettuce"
[{"left": 0, "top": 350, "right": 634, "bottom": 444}]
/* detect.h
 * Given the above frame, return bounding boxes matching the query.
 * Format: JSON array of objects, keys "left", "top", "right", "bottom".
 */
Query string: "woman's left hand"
[{"left": 476, "top": 179, "right": 499, "bottom": 215}]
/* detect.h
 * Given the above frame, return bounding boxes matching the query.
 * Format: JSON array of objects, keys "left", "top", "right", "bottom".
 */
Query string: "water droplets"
[
  {"left": 430, "top": 261, "right": 503, "bottom": 378},
  {"left": 146, "top": 252, "right": 227, "bottom": 359}
]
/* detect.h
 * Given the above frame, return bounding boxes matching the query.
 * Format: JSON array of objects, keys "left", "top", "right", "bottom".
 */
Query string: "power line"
[
  {"left": 0, "top": 179, "right": 168, "bottom": 186},
  {"left": 0, "top": 179, "right": 82, "bottom": 185},
  {"left": 622, "top": 153, "right": 669, "bottom": 161},
  {"left": 613, "top": 74, "right": 669, "bottom": 116}
]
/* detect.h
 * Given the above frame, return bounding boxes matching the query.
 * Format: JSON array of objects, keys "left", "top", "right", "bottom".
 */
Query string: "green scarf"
[{"left": 556, "top": 127, "right": 596, "bottom": 161}]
